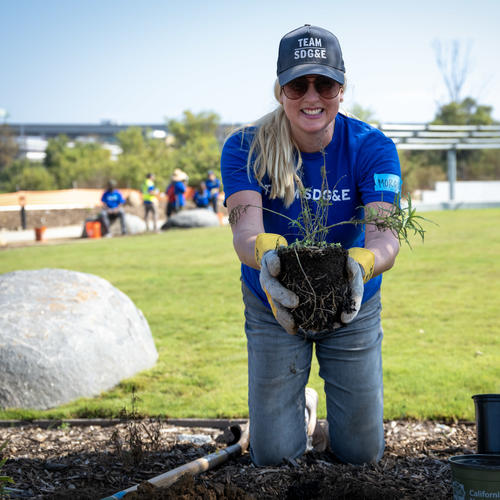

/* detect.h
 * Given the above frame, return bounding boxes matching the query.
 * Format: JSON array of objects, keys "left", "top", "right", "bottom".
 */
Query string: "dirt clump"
[{"left": 278, "top": 245, "right": 354, "bottom": 331}]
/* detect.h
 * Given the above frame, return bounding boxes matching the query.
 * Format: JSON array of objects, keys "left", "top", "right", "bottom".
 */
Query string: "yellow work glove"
[
  {"left": 341, "top": 247, "right": 375, "bottom": 324},
  {"left": 348, "top": 247, "right": 375, "bottom": 283},
  {"left": 255, "top": 233, "right": 299, "bottom": 335}
]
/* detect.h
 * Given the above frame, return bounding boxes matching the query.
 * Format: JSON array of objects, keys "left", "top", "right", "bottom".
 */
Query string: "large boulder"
[
  {"left": 112, "top": 213, "right": 146, "bottom": 236},
  {"left": 126, "top": 190, "right": 143, "bottom": 208},
  {"left": 0, "top": 269, "right": 158, "bottom": 410},
  {"left": 82, "top": 213, "right": 147, "bottom": 237},
  {"left": 163, "top": 208, "right": 220, "bottom": 229}
]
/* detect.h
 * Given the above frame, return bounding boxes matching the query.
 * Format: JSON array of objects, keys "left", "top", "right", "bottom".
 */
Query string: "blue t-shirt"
[
  {"left": 194, "top": 189, "right": 210, "bottom": 208},
  {"left": 174, "top": 181, "right": 186, "bottom": 207},
  {"left": 101, "top": 189, "right": 124, "bottom": 209},
  {"left": 221, "top": 113, "right": 402, "bottom": 308},
  {"left": 205, "top": 177, "right": 221, "bottom": 200}
]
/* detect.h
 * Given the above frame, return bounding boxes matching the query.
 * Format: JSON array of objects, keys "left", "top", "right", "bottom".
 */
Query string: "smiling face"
[{"left": 279, "top": 74, "right": 343, "bottom": 152}]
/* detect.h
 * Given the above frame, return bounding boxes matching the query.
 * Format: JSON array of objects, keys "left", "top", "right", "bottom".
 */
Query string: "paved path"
[{"left": 0, "top": 225, "right": 82, "bottom": 245}]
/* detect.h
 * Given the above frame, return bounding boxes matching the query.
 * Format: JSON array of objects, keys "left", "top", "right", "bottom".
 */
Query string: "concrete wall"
[{"left": 420, "top": 181, "right": 500, "bottom": 203}]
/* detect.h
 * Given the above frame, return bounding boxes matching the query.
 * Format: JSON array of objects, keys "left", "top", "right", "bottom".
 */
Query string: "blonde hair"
[
  {"left": 238, "top": 80, "right": 301, "bottom": 207},
  {"left": 239, "top": 78, "right": 346, "bottom": 207}
]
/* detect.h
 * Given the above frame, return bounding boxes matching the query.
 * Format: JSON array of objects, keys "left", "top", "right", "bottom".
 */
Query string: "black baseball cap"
[{"left": 277, "top": 25, "right": 345, "bottom": 86}]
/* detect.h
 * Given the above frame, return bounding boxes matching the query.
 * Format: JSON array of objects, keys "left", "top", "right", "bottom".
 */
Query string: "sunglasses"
[{"left": 281, "top": 76, "right": 341, "bottom": 100}]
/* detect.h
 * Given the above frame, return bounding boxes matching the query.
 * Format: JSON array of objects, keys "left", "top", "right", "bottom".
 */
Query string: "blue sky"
[{"left": 1, "top": 0, "right": 499, "bottom": 125}]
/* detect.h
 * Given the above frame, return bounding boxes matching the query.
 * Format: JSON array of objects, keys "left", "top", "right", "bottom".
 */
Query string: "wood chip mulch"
[{"left": 0, "top": 419, "right": 476, "bottom": 499}]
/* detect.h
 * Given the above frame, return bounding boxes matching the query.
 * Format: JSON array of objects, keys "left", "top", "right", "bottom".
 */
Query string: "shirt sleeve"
[
  {"left": 220, "top": 130, "right": 262, "bottom": 204},
  {"left": 355, "top": 130, "right": 402, "bottom": 206}
]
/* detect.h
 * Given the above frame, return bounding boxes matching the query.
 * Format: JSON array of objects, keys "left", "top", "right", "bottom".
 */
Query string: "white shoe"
[
  {"left": 305, "top": 387, "right": 318, "bottom": 437},
  {"left": 305, "top": 387, "right": 330, "bottom": 452}
]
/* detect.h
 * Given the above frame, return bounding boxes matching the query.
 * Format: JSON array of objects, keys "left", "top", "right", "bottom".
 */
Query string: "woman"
[{"left": 221, "top": 25, "right": 401, "bottom": 466}]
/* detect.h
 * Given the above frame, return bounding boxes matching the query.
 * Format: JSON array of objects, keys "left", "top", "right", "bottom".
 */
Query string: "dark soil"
[
  {"left": 277, "top": 245, "right": 354, "bottom": 331},
  {"left": 0, "top": 419, "right": 476, "bottom": 499}
]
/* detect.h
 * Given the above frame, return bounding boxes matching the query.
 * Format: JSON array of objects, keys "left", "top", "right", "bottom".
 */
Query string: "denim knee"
[
  {"left": 248, "top": 379, "right": 309, "bottom": 466},
  {"left": 331, "top": 433, "right": 385, "bottom": 465},
  {"left": 251, "top": 435, "right": 306, "bottom": 466}
]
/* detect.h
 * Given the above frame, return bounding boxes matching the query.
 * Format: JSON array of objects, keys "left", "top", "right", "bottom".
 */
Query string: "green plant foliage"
[
  {"left": 0, "top": 441, "right": 14, "bottom": 495},
  {"left": 0, "top": 110, "right": 222, "bottom": 193},
  {"left": 114, "top": 127, "right": 171, "bottom": 189},
  {"left": 345, "top": 104, "right": 378, "bottom": 125},
  {"left": 230, "top": 165, "right": 430, "bottom": 250},
  {"left": 44, "top": 135, "right": 114, "bottom": 189},
  {"left": 0, "top": 124, "right": 18, "bottom": 170},
  {"left": 167, "top": 110, "right": 219, "bottom": 147},
  {"left": 166, "top": 110, "right": 222, "bottom": 187},
  {"left": 0, "top": 159, "right": 57, "bottom": 192},
  {"left": 433, "top": 97, "right": 495, "bottom": 126}
]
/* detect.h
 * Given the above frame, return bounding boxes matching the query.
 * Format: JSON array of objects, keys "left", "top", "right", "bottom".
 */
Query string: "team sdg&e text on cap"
[{"left": 277, "top": 24, "right": 345, "bottom": 86}]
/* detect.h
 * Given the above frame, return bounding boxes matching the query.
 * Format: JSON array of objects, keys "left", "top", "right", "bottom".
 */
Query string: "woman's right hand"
[{"left": 259, "top": 250, "right": 299, "bottom": 335}]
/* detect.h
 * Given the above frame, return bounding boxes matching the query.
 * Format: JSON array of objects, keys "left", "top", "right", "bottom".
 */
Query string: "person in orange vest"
[{"left": 142, "top": 173, "right": 159, "bottom": 231}]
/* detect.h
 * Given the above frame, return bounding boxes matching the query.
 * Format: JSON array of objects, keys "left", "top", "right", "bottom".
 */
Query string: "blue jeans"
[{"left": 242, "top": 281, "right": 384, "bottom": 466}]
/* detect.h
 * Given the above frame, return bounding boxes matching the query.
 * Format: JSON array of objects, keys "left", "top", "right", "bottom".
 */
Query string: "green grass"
[{"left": 0, "top": 209, "right": 499, "bottom": 421}]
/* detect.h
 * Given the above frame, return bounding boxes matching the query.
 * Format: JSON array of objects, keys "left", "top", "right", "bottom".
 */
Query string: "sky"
[{"left": 1, "top": 0, "right": 500, "bottom": 126}]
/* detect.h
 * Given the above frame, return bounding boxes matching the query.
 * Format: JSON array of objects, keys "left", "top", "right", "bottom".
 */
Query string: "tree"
[
  {"left": 432, "top": 97, "right": 498, "bottom": 180},
  {"left": 44, "top": 135, "right": 114, "bottom": 188},
  {"left": 167, "top": 110, "right": 219, "bottom": 147},
  {"left": 165, "top": 110, "right": 221, "bottom": 186},
  {"left": 0, "top": 124, "right": 19, "bottom": 171},
  {"left": 0, "top": 159, "right": 57, "bottom": 192},
  {"left": 114, "top": 127, "right": 171, "bottom": 189},
  {"left": 345, "top": 103, "right": 378, "bottom": 124},
  {"left": 432, "top": 39, "right": 471, "bottom": 103},
  {"left": 433, "top": 97, "right": 495, "bottom": 126}
]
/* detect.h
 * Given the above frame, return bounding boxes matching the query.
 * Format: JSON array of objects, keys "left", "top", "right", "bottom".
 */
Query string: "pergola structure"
[{"left": 377, "top": 124, "right": 500, "bottom": 202}]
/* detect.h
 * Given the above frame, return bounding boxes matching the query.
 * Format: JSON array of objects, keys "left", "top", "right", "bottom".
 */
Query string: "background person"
[
  {"left": 205, "top": 170, "right": 221, "bottom": 213},
  {"left": 142, "top": 172, "right": 159, "bottom": 231},
  {"left": 100, "top": 179, "right": 126, "bottom": 236},
  {"left": 165, "top": 168, "right": 188, "bottom": 217},
  {"left": 193, "top": 181, "right": 210, "bottom": 208},
  {"left": 221, "top": 25, "right": 401, "bottom": 467}
]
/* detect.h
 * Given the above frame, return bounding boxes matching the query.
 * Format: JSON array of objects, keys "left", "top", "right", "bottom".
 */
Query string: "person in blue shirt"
[
  {"left": 166, "top": 168, "right": 188, "bottom": 217},
  {"left": 193, "top": 181, "right": 210, "bottom": 208},
  {"left": 221, "top": 25, "right": 402, "bottom": 467},
  {"left": 100, "top": 179, "right": 126, "bottom": 236},
  {"left": 205, "top": 170, "right": 221, "bottom": 212}
]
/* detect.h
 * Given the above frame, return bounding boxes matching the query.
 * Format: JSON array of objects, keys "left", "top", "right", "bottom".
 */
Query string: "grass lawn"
[{"left": 0, "top": 208, "right": 499, "bottom": 421}]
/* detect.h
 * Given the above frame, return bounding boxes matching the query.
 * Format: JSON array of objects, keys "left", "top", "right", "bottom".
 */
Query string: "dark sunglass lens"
[
  {"left": 284, "top": 77, "right": 308, "bottom": 99},
  {"left": 283, "top": 76, "right": 340, "bottom": 99},
  {"left": 315, "top": 77, "right": 339, "bottom": 98}
]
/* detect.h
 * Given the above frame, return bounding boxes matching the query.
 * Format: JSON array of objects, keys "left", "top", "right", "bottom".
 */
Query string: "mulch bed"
[{"left": 0, "top": 419, "right": 476, "bottom": 499}]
